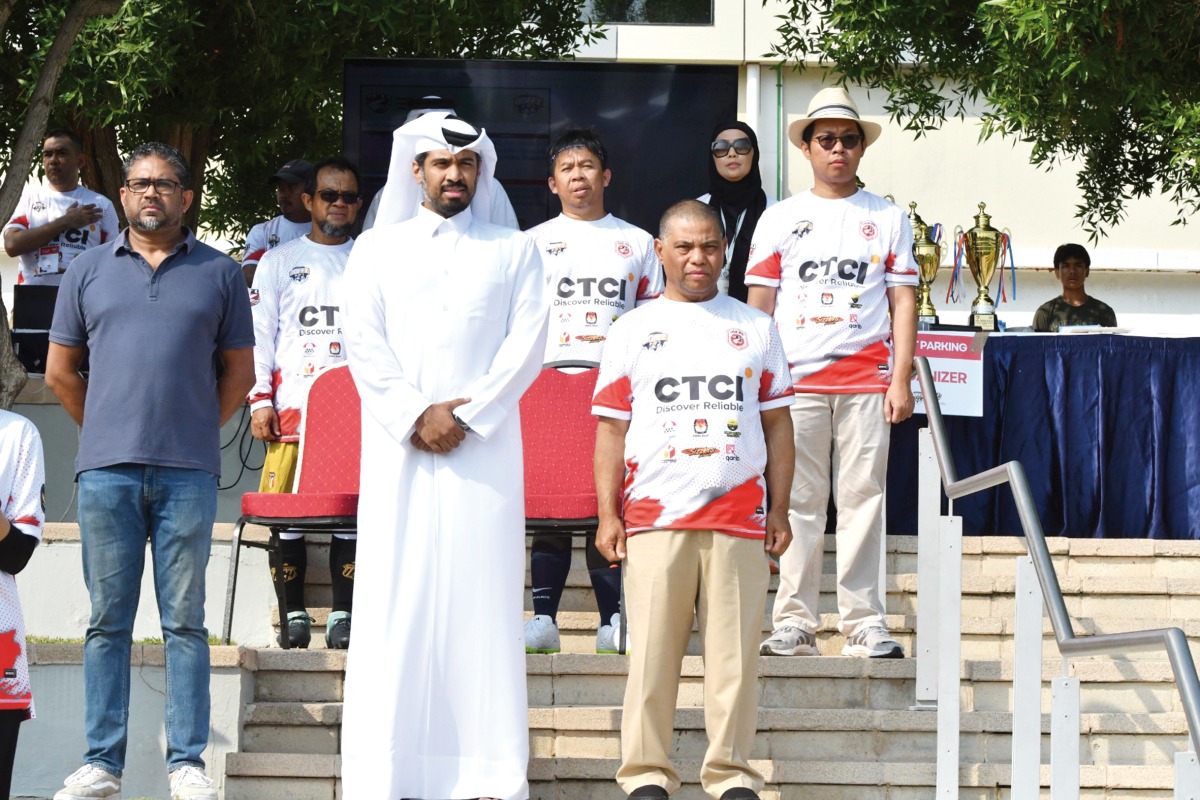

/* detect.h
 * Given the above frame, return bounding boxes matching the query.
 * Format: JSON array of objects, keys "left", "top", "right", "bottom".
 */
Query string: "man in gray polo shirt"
[{"left": 45, "top": 142, "right": 254, "bottom": 800}]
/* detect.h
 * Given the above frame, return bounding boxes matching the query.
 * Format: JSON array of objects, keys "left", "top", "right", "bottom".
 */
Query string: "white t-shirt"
[
  {"left": 241, "top": 215, "right": 310, "bottom": 270},
  {"left": 248, "top": 235, "right": 352, "bottom": 441},
  {"left": 0, "top": 411, "right": 45, "bottom": 715},
  {"left": 4, "top": 184, "right": 119, "bottom": 286},
  {"left": 592, "top": 294, "right": 793, "bottom": 538},
  {"left": 528, "top": 213, "right": 663, "bottom": 366},
  {"left": 745, "top": 189, "right": 918, "bottom": 393}
]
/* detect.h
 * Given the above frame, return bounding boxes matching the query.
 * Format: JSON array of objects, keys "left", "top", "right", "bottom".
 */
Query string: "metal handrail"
[{"left": 914, "top": 355, "right": 1200, "bottom": 755}]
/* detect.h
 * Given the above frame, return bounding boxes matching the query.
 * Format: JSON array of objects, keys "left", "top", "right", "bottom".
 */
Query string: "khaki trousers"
[
  {"left": 617, "top": 529, "right": 769, "bottom": 798},
  {"left": 770, "top": 393, "right": 889, "bottom": 637}
]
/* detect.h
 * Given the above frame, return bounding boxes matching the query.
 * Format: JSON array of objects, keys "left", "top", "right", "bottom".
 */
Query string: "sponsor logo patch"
[
  {"left": 643, "top": 331, "right": 668, "bottom": 351},
  {"left": 694, "top": 418, "right": 708, "bottom": 435},
  {"left": 329, "top": 342, "right": 342, "bottom": 355},
  {"left": 615, "top": 241, "right": 632, "bottom": 258},
  {"left": 727, "top": 328, "right": 747, "bottom": 350},
  {"left": 547, "top": 242, "right": 567, "bottom": 256},
  {"left": 792, "top": 220, "right": 813, "bottom": 238},
  {"left": 861, "top": 221, "right": 877, "bottom": 240},
  {"left": 682, "top": 446, "right": 720, "bottom": 457},
  {"left": 289, "top": 265, "right": 310, "bottom": 284},
  {"left": 812, "top": 315, "right": 843, "bottom": 325}
]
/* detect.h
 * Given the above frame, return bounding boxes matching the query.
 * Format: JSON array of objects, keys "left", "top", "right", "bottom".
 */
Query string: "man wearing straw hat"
[
  {"left": 339, "top": 111, "right": 549, "bottom": 799},
  {"left": 747, "top": 86, "right": 918, "bottom": 660}
]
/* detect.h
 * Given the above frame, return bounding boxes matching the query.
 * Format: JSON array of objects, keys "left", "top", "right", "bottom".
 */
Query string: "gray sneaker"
[
  {"left": 842, "top": 625, "right": 904, "bottom": 658},
  {"left": 53, "top": 764, "right": 121, "bottom": 800},
  {"left": 760, "top": 624, "right": 818, "bottom": 656}
]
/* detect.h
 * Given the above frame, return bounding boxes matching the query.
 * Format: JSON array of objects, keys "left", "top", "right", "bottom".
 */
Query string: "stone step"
[
  {"left": 223, "top": 752, "right": 1178, "bottom": 799},
  {"left": 239, "top": 698, "right": 1188, "bottom": 768}
]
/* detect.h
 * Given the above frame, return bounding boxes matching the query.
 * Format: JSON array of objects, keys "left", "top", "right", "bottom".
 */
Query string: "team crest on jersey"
[
  {"left": 694, "top": 419, "right": 708, "bottom": 435},
  {"left": 329, "top": 342, "right": 342, "bottom": 355},
  {"left": 585, "top": 311, "right": 598, "bottom": 325},
  {"left": 615, "top": 241, "right": 632, "bottom": 258},
  {"left": 821, "top": 292, "right": 833, "bottom": 305},
  {"left": 860, "top": 221, "right": 878, "bottom": 240},
  {"left": 32, "top": 201, "right": 46, "bottom": 212},
  {"left": 727, "top": 328, "right": 747, "bottom": 351},
  {"left": 269, "top": 234, "right": 280, "bottom": 247},
  {"left": 249, "top": 289, "right": 260, "bottom": 307},
  {"left": 643, "top": 331, "right": 668, "bottom": 351},
  {"left": 725, "top": 419, "right": 740, "bottom": 438},
  {"left": 547, "top": 242, "right": 567, "bottom": 256},
  {"left": 303, "top": 342, "right": 316, "bottom": 356},
  {"left": 289, "top": 265, "right": 310, "bottom": 284},
  {"left": 792, "top": 220, "right": 813, "bottom": 238}
]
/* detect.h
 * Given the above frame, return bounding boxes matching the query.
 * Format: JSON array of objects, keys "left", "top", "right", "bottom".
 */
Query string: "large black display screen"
[{"left": 343, "top": 59, "right": 738, "bottom": 234}]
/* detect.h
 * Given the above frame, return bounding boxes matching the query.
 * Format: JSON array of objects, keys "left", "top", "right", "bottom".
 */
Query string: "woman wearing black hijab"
[{"left": 702, "top": 120, "right": 772, "bottom": 302}]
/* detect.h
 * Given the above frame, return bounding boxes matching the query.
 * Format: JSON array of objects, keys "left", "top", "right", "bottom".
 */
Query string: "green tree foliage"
[
  {"left": 770, "top": 1, "right": 1200, "bottom": 238},
  {"left": 1, "top": 0, "right": 600, "bottom": 243}
]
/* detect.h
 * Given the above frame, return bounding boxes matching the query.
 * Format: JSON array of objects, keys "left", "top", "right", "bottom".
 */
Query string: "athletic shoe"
[
  {"left": 278, "top": 610, "right": 313, "bottom": 649},
  {"left": 596, "top": 612, "right": 623, "bottom": 654},
  {"left": 842, "top": 625, "right": 904, "bottom": 658},
  {"left": 169, "top": 765, "right": 217, "bottom": 800},
  {"left": 53, "top": 764, "right": 121, "bottom": 799},
  {"left": 524, "top": 614, "right": 560, "bottom": 654},
  {"left": 760, "top": 624, "right": 818, "bottom": 656},
  {"left": 325, "top": 610, "right": 351, "bottom": 649}
]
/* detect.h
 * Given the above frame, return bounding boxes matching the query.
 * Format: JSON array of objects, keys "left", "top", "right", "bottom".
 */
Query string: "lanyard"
[{"left": 722, "top": 208, "right": 747, "bottom": 266}]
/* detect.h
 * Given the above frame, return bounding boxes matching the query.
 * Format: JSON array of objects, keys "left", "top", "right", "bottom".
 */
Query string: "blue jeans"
[{"left": 78, "top": 464, "right": 217, "bottom": 776}]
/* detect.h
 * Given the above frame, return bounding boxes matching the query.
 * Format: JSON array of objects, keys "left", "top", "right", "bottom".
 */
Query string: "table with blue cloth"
[{"left": 886, "top": 334, "right": 1200, "bottom": 539}]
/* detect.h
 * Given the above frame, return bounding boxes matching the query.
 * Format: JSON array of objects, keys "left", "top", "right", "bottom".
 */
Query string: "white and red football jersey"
[
  {"left": 745, "top": 189, "right": 917, "bottom": 393},
  {"left": 0, "top": 411, "right": 45, "bottom": 714},
  {"left": 4, "top": 184, "right": 118, "bottom": 286},
  {"left": 528, "top": 213, "right": 663, "bottom": 366},
  {"left": 248, "top": 235, "right": 351, "bottom": 441},
  {"left": 241, "top": 215, "right": 310, "bottom": 270},
  {"left": 592, "top": 294, "right": 794, "bottom": 538}
]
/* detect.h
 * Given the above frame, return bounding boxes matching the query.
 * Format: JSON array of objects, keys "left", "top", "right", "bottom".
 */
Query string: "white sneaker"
[
  {"left": 596, "top": 612, "right": 625, "bottom": 654},
  {"left": 760, "top": 624, "right": 819, "bottom": 656},
  {"left": 169, "top": 765, "right": 217, "bottom": 800},
  {"left": 54, "top": 764, "right": 121, "bottom": 800},
  {"left": 842, "top": 625, "right": 904, "bottom": 658},
  {"left": 524, "top": 614, "right": 561, "bottom": 654}
]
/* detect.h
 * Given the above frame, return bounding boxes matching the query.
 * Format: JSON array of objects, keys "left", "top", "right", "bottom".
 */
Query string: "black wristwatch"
[{"left": 452, "top": 414, "right": 470, "bottom": 432}]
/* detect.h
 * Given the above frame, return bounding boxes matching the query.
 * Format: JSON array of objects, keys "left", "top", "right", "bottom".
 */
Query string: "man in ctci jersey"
[
  {"left": 4, "top": 129, "right": 118, "bottom": 286},
  {"left": 523, "top": 128, "right": 663, "bottom": 655},
  {"left": 747, "top": 86, "right": 917, "bottom": 660},
  {"left": 248, "top": 156, "right": 362, "bottom": 650},
  {"left": 241, "top": 158, "right": 313, "bottom": 287},
  {"left": 593, "top": 200, "right": 793, "bottom": 800}
]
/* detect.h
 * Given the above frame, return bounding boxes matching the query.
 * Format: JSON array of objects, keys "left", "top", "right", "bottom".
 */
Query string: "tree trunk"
[
  {"left": 0, "top": 0, "right": 121, "bottom": 406},
  {"left": 158, "top": 122, "right": 214, "bottom": 232},
  {"left": 78, "top": 122, "right": 127, "bottom": 228}
]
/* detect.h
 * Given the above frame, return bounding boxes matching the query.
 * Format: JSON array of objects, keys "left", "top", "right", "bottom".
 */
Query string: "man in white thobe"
[{"left": 340, "top": 113, "right": 549, "bottom": 799}]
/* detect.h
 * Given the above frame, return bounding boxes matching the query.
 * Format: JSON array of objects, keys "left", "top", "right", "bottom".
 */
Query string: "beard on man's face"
[
  {"left": 421, "top": 178, "right": 473, "bottom": 217},
  {"left": 319, "top": 219, "right": 354, "bottom": 239}
]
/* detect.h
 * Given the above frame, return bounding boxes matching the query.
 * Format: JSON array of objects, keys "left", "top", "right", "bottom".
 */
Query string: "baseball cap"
[{"left": 269, "top": 159, "right": 312, "bottom": 185}]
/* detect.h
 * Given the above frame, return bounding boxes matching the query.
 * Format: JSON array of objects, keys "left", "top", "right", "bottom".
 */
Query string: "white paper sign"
[{"left": 911, "top": 331, "right": 988, "bottom": 417}]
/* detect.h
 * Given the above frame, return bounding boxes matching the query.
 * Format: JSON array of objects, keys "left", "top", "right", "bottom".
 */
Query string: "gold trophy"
[
  {"left": 963, "top": 202, "right": 1000, "bottom": 331},
  {"left": 908, "top": 202, "right": 941, "bottom": 327}
]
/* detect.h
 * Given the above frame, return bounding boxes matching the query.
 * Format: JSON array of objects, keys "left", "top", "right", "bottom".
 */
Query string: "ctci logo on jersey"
[
  {"left": 558, "top": 276, "right": 626, "bottom": 299},
  {"left": 727, "top": 328, "right": 747, "bottom": 351},
  {"left": 694, "top": 419, "right": 708, "bottom": 435},
  {"left": 615, "top": 241, "right": 632, "bottom": 258}
]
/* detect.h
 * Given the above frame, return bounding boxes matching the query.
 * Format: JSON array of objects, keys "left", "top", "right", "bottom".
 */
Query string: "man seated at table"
[{"left": 1032, "top": 244, "right": 1117, "bottom": 332}]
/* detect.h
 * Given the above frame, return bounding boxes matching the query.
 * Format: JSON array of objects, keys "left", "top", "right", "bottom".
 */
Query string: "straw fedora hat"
[{"left": 787, "top": 86, "right": 882, "bottom": 149}]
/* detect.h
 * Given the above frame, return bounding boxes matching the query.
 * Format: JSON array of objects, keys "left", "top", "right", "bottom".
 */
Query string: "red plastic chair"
[
  {"left": 221, "top": 365, "right": 361, "bottom": 648},
  {"left": 520, "top": 362, "right": 627, "bottom": 654}
]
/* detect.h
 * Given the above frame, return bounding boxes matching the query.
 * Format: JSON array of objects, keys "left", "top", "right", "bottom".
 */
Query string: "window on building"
[{"left": 586, "top": 0, "right": 714, "bottom": 25}]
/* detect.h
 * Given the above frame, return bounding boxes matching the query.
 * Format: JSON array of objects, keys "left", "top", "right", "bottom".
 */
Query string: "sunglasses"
[
  {"left": 316, "top": 190, "right": 361, "bottom": 204},
  {"left": 711, "top": 138, "right": 753, "bottom": 158},
  {"left": 811, "top": 133, "right": 863, "bottom": 151}
]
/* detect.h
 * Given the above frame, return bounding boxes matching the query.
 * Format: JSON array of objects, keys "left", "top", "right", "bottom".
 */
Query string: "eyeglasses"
[
  {"left": 316, "top": 190, "right": 361, "bottom": 204},
  {"left": 125, "top": 179, "right": 183, "bottom": 195},
  {"left": 711, "top": 138, "right": 753, "bottom": 158},
  {"left": 812, "top": 133, "right": 863, "bottom": 151}
]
